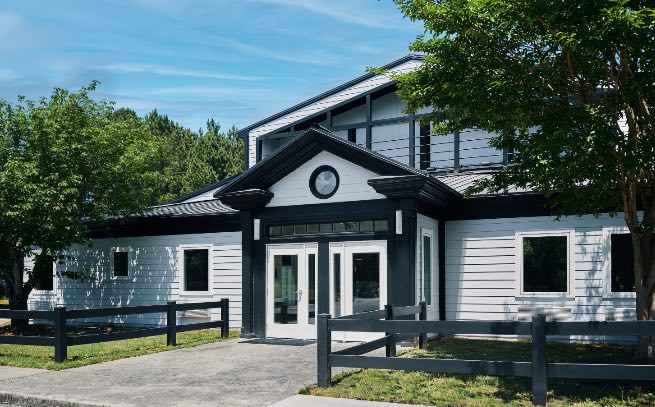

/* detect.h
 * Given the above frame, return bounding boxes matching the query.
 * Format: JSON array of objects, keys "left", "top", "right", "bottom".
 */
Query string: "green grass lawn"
[
  {"left": 303, "top": 337, "right": 655, "bottom": 406},
  {"left": 0, "top": 323, "right": 239, "bottom": 370}
]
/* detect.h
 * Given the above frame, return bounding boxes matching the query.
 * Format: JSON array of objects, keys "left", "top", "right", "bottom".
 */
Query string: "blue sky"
[{"left": 0, "top": 0, "right": 421, "bottom": 132}]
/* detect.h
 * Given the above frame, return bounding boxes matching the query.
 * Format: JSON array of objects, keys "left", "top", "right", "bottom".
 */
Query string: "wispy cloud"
[
  {"left": 90, "top": 63, "right": 264, "bottom": 81},
  {"left": 247, "top": 0, "right": 401, "bottom": 29},
  {"left": 213, "top": 37, "right": 331, "bottom": 65}
]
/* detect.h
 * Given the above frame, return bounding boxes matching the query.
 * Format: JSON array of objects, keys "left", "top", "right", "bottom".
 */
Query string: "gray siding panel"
[
  {"left": 445, "top": 214, "right": 636, "bottom": 341},
  {"left": 28, "top": 232, "right": 242, "bottom": 328}
]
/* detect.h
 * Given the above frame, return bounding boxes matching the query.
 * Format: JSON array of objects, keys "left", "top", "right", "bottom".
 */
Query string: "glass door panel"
[
  {"left": 273, "top": 255, "right": 298, "bottom": 324},
  {"left": 308, "top": 253, "right": 316, "bottom": 325},
  {"left": 352, "top": 252, "right": 381, "bottom": 314}
]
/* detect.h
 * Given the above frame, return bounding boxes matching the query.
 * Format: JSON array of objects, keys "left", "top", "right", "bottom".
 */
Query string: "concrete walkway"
[{"left": 0, "top": 339, "right": 356, "bottom": 407}]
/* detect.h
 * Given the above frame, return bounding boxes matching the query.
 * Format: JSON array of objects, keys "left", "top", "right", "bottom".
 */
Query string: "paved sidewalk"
[
  {"left": 0, "top": 366, "right": 44, "bottom": 381},
  {"left": 272, "top": 395, "right": 430, "bottom": 407},
  {"left": 0, "top": 339, "right": 352, "bottom": 407}
]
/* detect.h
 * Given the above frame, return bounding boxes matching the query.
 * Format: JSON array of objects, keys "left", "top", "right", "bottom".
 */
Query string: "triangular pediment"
[{"left": 217, "top": 126, "right": 423, "bottom": 194}]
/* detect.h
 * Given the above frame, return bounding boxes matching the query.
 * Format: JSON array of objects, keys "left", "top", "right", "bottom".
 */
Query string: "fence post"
[
  {"left": 221, "top": 298, "right": 230, "bottom": 338},
  {"left": 53, "top": 306, "right": 67, "bottom": 363},
  {"left": 531, "top": 314, "right": 547, "bottom": 406},
  {"left": 167, "top": 301, "right": 177, "bottom": 346},
  {"left": 418, "top": 301, "right": 428, "bottom": 350},
  {"left": 385, "top": 304, "right": 396, "bottom": 357},
  {"left": 317, "top": 313, "right": 332, "bottom": 388}
]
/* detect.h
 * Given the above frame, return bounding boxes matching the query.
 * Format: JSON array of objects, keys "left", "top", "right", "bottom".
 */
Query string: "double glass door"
[{"left": 266, "top": 241, "right": 387, "bottom": 341}]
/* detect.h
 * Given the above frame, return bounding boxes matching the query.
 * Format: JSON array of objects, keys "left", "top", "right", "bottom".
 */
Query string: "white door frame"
[
  {"left": 330, "top": 240, "right": 387, "bottom": 342},
  {"left": 266, "top": 243, "right": 317, "bottom": 339}
]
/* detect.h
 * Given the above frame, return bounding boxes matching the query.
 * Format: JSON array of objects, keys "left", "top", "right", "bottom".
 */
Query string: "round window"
[{"left": 309, "top": 165, "right": 339, "bottom": 199}]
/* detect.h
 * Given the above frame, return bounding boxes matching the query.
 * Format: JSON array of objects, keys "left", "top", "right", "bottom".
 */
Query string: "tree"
[
  {"left": 146, "top": 112, "right": 243, "bottom": 204},
  {"left": 391, "top": 0, "right": 655, "bottom": 358},
  {"left": 0, "top": 82, "right": 161, "bottom": 327}
]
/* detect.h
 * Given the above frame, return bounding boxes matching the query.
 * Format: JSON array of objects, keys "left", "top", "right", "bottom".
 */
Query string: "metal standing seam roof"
[{"left": 434, "top": 172, "right": 530, "bottom": 195}]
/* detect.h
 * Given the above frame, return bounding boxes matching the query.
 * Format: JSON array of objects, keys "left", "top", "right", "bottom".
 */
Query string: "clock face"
[{"left": 310, "top": 166, "right": 339, "bottom": 199}]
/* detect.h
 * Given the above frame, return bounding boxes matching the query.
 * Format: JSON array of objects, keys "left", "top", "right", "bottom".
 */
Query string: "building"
[{"left": 29, "top": 55, "right": 637, "bottom": 339}]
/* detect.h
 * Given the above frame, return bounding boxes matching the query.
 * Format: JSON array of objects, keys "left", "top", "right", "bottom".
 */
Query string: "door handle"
[{"left": 295, "top": 289, "right": 303, "bottom": 300}]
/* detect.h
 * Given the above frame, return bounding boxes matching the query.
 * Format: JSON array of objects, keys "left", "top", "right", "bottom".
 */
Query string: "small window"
[
  {"left": 184, "top": 249, "right": 209, "bottom": 292},
  {"left": 611, "top": 234, "right": 635, "bottom": 292},
  {"left": 521, "top": 235, "right": 569, "bottom": 293},
  {"left": 35, "top": 263, "right": 54, "bottom": 291},
  {"left": 113, "top": 251, "right": 129, "bottom": 278}
]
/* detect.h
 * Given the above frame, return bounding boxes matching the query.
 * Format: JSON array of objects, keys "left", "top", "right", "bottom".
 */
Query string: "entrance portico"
[{"left": 217, "top": 126, "right": 459, "bottom": 339}]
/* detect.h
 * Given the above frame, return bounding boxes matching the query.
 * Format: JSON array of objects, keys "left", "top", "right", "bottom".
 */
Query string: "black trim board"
[
  {"left": 448, "top": 194, "right": 553, "bottom": 220},
  {"left": 89, "top": 214, "right": 241, "bottom": 238}
]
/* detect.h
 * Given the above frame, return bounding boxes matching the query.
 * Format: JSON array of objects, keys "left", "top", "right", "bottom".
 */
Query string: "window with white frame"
[
  {"left": 517, "top": 231, "right": 572, "bottom": 295},
  {"left": 181, "top": 247, "right": 210, "bottom": 292},
  {"left": 418, "top": 228, "right": 433, "bottom": 305},
  {"left": 110, "top": 249, "right": 131, "bottom": 278}
]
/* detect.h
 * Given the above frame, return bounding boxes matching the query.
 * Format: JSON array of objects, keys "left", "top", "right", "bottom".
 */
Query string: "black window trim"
[{"left": 309, "top": 165, "right": 340, "bottom": 199}]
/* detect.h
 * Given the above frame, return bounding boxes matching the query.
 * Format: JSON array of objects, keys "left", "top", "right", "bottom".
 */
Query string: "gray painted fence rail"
[
  {"left": 0, "top": 299, "right": 229, "bottom": 362},
  {"left": 317, "top": 305, "right": 655, "bottom": 406}
]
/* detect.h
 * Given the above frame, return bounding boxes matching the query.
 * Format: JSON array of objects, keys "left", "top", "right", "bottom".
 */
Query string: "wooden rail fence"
[
  {"left": 0, "top": 299, "right": 229, "bottom": 362},
  {"left": 318, "top": 303, "right": 655, "bottom": 406}
]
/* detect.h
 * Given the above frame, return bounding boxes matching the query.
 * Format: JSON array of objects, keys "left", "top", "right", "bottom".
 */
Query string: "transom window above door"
[{"left": 269, "top": 220, "right": 388, "bottom": 238}]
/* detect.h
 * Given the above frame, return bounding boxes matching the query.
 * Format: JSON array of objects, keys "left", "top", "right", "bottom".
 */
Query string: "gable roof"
[
  {"left": 237, "top": 55, "right": 424, "bottom": 138},
  {"left": 217, "top": 125, "right": 460, "bottom": 201}
]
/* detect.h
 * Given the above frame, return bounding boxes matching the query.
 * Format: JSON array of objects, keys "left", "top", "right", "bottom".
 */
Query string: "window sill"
[
  {"left": 515, "top": 296, "right": 575, "bottom": 302},
  {"left": 179, "top": 292, "right": 212, "bottom": 297}
]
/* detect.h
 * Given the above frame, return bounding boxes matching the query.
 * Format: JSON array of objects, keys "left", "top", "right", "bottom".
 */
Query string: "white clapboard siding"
[
  {"left": 267, "top": 150, "right": 386, "bottom": 207},
  {"left": 248, "top": 59, "right": 422, "bottom": 166},
  {"left": 445, "top": 214, "right": 635, "bottom": 335},
  {"left": 28, "top": 232, "right": 242, "bottom": 328}
]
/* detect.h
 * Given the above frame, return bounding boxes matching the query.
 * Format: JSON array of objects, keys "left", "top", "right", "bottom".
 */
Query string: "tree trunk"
[
  {"left": 2, "top": 252, "right": 31, "bottom": 331},
  {"left": 9, "top": 294, "right": 29, "bottom": 331},
  {"left": 632, "top": 230, "right": 655, "bottom": 360}
]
